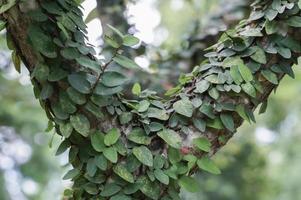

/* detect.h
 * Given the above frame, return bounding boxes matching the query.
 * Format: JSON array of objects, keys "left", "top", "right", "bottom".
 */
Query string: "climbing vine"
[{"left": 0, "top": 0, "right": 301, "bottom": 199}]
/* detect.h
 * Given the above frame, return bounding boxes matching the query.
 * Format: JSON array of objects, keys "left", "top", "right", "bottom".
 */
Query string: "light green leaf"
[
  {"left": 70, "top": 114, "right": 90, "bottom": 137},
  {"left": 157, "top": 129, "right": 182, "bottom": 149},
  {"left": 132, "top": 83, "right": 141, "bottom": 95},
  {"left": 238, "top": 63, "right": 253, "bottom": 82},
  {"left": 104, "top": 35, "right": 120, "bottom": 48},
  {"left": 113, "top": 55, "right": 140, "bottom": 69},
  {"left": 154, "top": 169, "right": 169, "bottom": 185},
  {"left": 193, "top": 137, "right": 211, "bottom": 152},
  {"left": 179, "top": 176, "right": 200, "bottom": 193},
  {"left": 173, "top": 99, "right": 194, "bottom": 117},
  {"left": 197, "top": 157, "right": 221, "bottom": 175},
  {"left": 63, "top": 168, "right": 80, "bottom": 180},
  {"left": 250, "top": 47, "right": 267, "bottom": 64},
  {"left": 0, "top": 20, "right": 6, "bottom": 31},
  {"left": 138, "top": 100, "right": 150, "bottom": 112},
  {"left": 194, "top": 80, "right": 210, "bottom": 94},
  {"left": 113, "top": 164, "right": 135, "bottom": 183},
  {"left": 147, "top": 107, "right": 169, "bottom": 120},
  {"left": 103, "top": 147, "right": 118, "bottom": 163},
  {"left": 128, "top": 128, "right": 151, "bottom": 145},
  {"left": 230, "top": 65, "right": 243, "bottom": 84},
  {"left": 123, "top": 35, "right": 140, "bottom": 46},
  {"left": 133, "top": 146, "right": 153, "bottom": 167},
  {"left": 107, "top": 24, "right": 124, "bottom": 38},
  {"left": 104, "top": 128, "right": 121, "bottom": 146},
  {"left": 91, "top": 131, "right": 106, "bottom": 152},
  {"left": 59, "top": 123, "right": 73, "bottom": 138},
  {"left": 241, "top": 82, "right": 257, "bottom": 98}
]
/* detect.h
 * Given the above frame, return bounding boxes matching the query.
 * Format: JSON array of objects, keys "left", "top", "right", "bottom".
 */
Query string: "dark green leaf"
[{"left": 101, "top": 71, "right": 128, "bottom": 87}]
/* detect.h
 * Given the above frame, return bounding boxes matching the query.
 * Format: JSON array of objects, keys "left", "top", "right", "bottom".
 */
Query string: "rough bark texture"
[{"left": 1, "top": 0, "right": 301, "bottom": 199}]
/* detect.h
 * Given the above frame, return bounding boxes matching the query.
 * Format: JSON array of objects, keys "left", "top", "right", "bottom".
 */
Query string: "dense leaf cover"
[{"left": 1, "top": 0, "right": 301, "bottom": 199}]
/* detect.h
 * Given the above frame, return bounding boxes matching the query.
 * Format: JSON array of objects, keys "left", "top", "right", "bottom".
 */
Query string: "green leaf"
[
  {"left": 113, "top": 55, "right": 140, "bottom": 69},
  {"left": 147, "top": 107, "right": 169, "bottom": 120},
  {"left": 230, "top": 65, "right": 243, "bottom": 84},
  {"left": 103, "top": 147, "right": 118, "bottom": 163},
  {"left": 154, "top": 169, "right": 169, "bottom": 185},
  {"left": 238, "top": 63, "right": 253, "bottom": 82},
  {"left": 220, "top": 113, "right": 235, "bottom": 132},
  {"left": 76, "top": 56, "right": 100, "bottom": 71},
  {"left": 100, "top": 183, "right": 121, "bottom": 197},
  {"left": 94, "top": 83, "right": 123, "bottom": 95},
  {"left": 67, "top": 87, "right": 86, "bottom": 105},
  {"left": 128, "top": 128, "right": 151, "bottom": 145},
  {"left": 60, "top": 47, "right": 80, "bottom": 60},
  {"left": 123, "top": 35, "right": 140, "bottom": 46},
  {"left": 194, "top": 80, "right": 210, "bottom": 94},
  {"left": 241, "top": 82, "right": 257, "bottom": 98},
  {"left": 68, "top": 74, "right": 91, "bottom": 94},
  {"left": 261, "top": 70, "right": 278, "bottom": 84},
  {"left": 132, "top": 83, "right": 141, "bottom": 95},
  {"left": 32, "top": 63, "right": 49, "bottom": 81},
  {"left": 193, "top": 137, "right": 211, "bottom": 152},
  {"left": 104, "top": 35, "right": 120, "bottom": 48},
  {"left": 107, "top": 24, "right": 124, "bottom": 38},
  {"left": 286, "top": 16, "right": 301, "bottom": 28},
  {"left": 197, "top": 157, "right": 221, "bottom": 175},
  {"left": 101, "top": 71, "right": 128, "bottom": 87},
  {"left": 192, "top": 118, "right": 206, "bottom": 132},
  {"left": 70, "top": 114, "right": 90, "bottom": 137},
  {"left": 104, "top": 128, "right": 121, "bottom": 146},
  {"left": 95, "top": 155, "right": 107, "bottom": 171},
  {"left": 59, "top": 123, "right": 73, "bottom": 138},
  {"left": 27, "top": 25, "right": 57, "bottom": 58},
  {"left": 91, "top": 131, "right": 106, "bottom": 152},
  {"left": 173, "top": 99, "right": 194, "bottom": 117},
  {"left": 110, "top": 195, "right": 131, "bottom": 200},
  {"left": 86, "top": 158, "right": 97, "bottom": 177},
  {"left": 63, "top": 168, "right": 80, "bottom": 180},
  {"left": 83, "top": 183, "right": 98, "bottom": 195},
  {"left": 133, "top": 146, "right": 153, "bottom": 167},
  {"left": 40, "top": 83, "right": 53, "bottom": 100},
  {"left": 138, "top": 176, "right": 160, "bottom": 200},
  {"left": 157, "top": 129, "right": 182, "bottom": 149},
  {"left": 138, "top": 100, "right": 150, "bottom": 112},
  {"left": 208, "top": 88, "right": 220, "bottom": 100},
  {"left": 113, "top": 164, "right": 135, "bottom": 183},
  {"left": 250, "top": 47, "right": 267, "bottom": 64},
  {"left": 178, "top": 176, "right": 200, "bottom": 193},
  {"left": 0, "top": 20, "right": 6, "bottom": 31}
]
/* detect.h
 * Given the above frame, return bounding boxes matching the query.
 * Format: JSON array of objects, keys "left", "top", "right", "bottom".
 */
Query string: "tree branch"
[{"left": 1, "top": 0, "right": 301, "bottom": 199}]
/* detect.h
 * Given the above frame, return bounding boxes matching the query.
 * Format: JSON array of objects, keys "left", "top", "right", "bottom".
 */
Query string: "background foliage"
[{"left": 0, "top": 0, "right": 301, "bottom": 199}]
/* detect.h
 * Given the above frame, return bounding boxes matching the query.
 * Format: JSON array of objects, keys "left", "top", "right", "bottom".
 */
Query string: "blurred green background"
[{"left": 1, "top": 0, "right": 301, "bottom": 199}]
